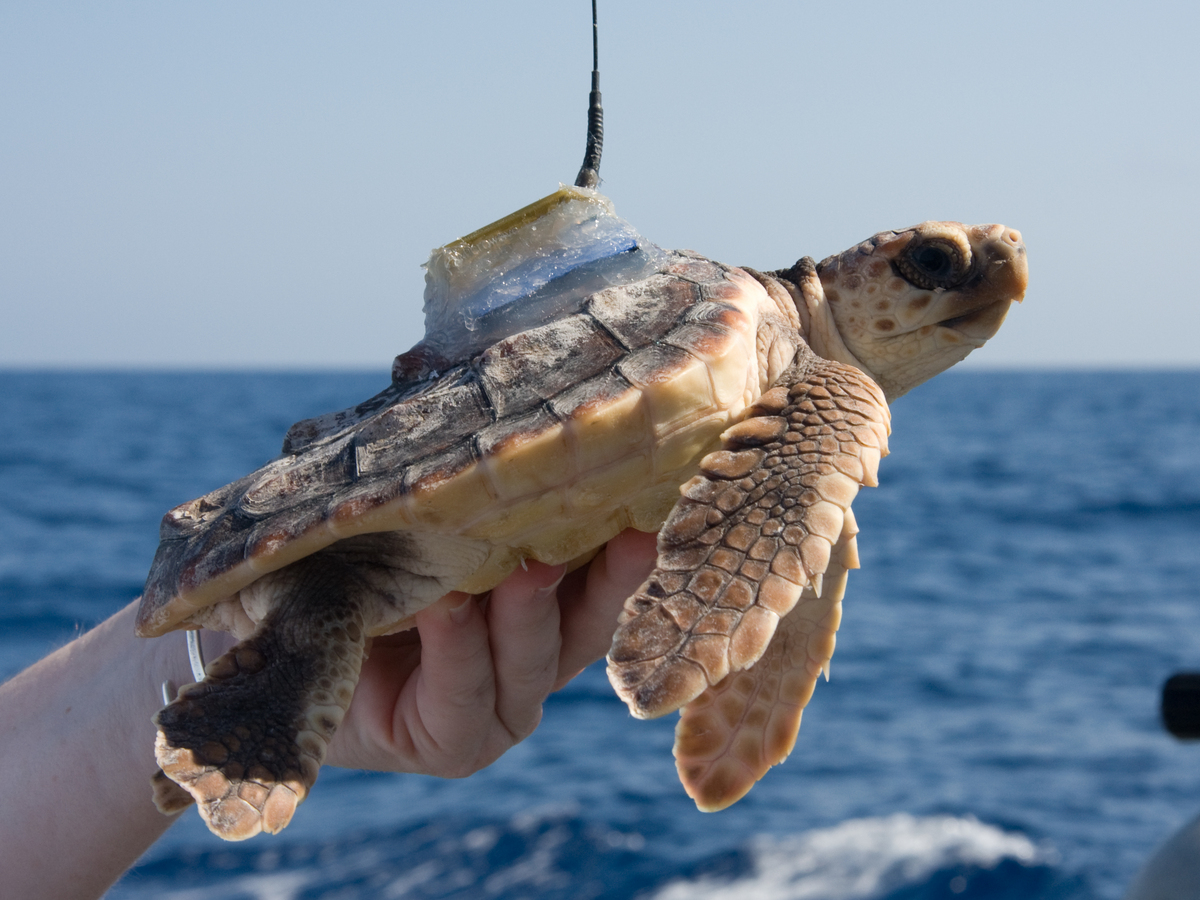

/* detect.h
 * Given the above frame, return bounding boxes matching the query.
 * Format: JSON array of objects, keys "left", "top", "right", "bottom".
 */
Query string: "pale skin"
[{"left": 0, "top": 528, "right": 658, "bottom": 900}]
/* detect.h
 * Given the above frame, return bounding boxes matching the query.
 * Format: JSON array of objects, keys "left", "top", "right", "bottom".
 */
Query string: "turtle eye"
[{"left": 895, "top": 239, "right": 970, "bottom": 290}]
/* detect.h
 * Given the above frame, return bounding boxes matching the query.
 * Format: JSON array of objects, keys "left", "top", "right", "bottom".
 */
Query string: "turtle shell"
[
  {"left": 138, "top": 183, "right": 1027, "bottom": 842},
  {"left": 136, "top": 242, "right": 795, "bottom": 638}
]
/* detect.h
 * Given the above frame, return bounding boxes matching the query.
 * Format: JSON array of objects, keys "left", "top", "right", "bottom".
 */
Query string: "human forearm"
[{"left": 0, "top": 600, "right": 192, "bottom": 900}]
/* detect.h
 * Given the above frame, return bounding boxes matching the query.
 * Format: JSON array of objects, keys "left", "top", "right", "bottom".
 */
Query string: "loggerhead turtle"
[{"left": 138, "top": 185, "right": 1027, "bottom": 841}]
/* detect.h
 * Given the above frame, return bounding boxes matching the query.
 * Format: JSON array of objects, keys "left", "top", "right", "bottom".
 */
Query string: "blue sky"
[{"left": 2, "top": 1, "right": 1197, "bottom": 369}]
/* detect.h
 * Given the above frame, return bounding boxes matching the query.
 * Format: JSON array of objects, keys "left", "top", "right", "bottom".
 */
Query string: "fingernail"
[{"left": 449, "top": 596, "right": 474, "bottom": 625}]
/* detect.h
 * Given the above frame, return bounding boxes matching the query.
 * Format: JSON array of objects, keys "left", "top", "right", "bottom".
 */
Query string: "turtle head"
[{"left": 812, "top": 221, "right": 1027, "bottom": 400}]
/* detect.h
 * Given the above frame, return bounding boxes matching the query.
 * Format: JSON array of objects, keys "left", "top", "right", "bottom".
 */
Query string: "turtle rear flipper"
[
  {"left": 606, "top": 355, "right": 890, "bottom": 805},
  {"left": 153, "top": 556, "right": 367, "bottom": 841},
  {"left": 673, "top": 508, "right": 859, "bottom": 810}
]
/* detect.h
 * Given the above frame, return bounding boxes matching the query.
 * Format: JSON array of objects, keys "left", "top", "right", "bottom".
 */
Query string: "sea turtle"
[{"left": 137, "top": 186, "right": 1027, "bottom": 841}]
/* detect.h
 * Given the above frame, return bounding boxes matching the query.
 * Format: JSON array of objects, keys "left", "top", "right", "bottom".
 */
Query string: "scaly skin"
[
  {"left": 154, "top": 554, "right": 367, "bottom": 839},
  {"left": 606, "top": 355, "right": 889, "bottom": 718},
  {"left": 673, "top": 508, "right": 857, "bottom": 811},
  {"left": 794, "top": 222, "right": 1027, "bottom": 401},
  {"left": 607, "top": 221, "right": 1026, "bottom": 812}
]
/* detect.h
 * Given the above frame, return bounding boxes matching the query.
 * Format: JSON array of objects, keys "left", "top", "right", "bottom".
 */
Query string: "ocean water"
[{"left": 2, "top": 369, "right": 1199, "bottom": 900}]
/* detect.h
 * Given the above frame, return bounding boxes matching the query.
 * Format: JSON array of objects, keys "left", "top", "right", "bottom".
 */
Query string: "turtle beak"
[
  {"left": 937, "top": 225, "right": 1027, "bottom": 342},
  {"left": 977, "top": 225, "right": 1027, "bottom": 305}
]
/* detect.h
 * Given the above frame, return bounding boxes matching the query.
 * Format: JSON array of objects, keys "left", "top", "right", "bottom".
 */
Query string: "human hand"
[
  {"left": 324, "top": 528, "right": 658, "bottom": 777},
  {"left": 0, "top": 528, "right": 657, "bottom": 899}
]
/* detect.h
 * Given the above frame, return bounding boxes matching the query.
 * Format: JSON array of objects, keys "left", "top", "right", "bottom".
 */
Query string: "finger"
[
  {"left": 403, "top": 591, "right": 497, "bottom": 775},
  {"left": 486, "top": 561, "right": 566, "bottom": 741},
  {"left": 326, "top": 627, "right": 423, "bottom": 770},
  {"left": 554, "top": 528, "right": 658, "bottom": 689}
]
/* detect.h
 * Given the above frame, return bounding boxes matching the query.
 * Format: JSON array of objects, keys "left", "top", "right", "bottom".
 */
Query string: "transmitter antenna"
[{"left": 573, "top": 0, "right": 604, "bottom": 188}]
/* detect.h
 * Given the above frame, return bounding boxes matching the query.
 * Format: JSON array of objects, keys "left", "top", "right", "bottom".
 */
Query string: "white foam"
[
  {"left": 650, "top": 814, "right": 1050, "bottom": 900},
  {"left": 138, "top": 870, "right": 313, "bottom": 900}
]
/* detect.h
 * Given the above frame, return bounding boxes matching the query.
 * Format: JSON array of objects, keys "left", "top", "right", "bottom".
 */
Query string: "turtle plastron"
[{"left": 606, "top": 351, "right": 890, "bottom": 810}]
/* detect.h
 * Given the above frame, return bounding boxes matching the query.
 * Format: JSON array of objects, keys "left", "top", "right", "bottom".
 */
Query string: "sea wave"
[
  {"left": 6, "top": 371, "right": 1197, "bottom": 898},
  {"left": 649, "top": 814, "right": 1073, "bottom": 900},
  {"left": 111, "top": 812, "right": 1083, "bottom": 900}
]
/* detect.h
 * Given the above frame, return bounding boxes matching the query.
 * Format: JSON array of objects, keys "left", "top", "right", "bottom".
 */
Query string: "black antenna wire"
[{"left": 574, "top": 0, "right": 604, "bottom": 188}]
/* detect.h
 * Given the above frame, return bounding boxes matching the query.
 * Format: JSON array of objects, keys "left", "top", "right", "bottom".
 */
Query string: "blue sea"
[{"left": 2, "top": 370, "right": 1199, "bottom": 900}]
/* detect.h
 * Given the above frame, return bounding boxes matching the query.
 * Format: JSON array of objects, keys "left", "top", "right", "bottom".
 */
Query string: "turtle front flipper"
[
  {"left": 673, "top": 507, "right": 859, "bottom": 810},
  {"left": 606, "top": 356, "right": 889, "bottom": 797},
  {"left": 153, "top": 555, "right": 367, "bottom": 841}
]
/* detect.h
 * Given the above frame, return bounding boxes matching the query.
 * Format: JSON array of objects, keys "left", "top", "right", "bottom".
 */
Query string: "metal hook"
[
  {"left": 186, "top": 629, "right": 206, "bottom": 682},
  {"left": 159, "top": 630, "right": 208, "bottom": 706}
]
